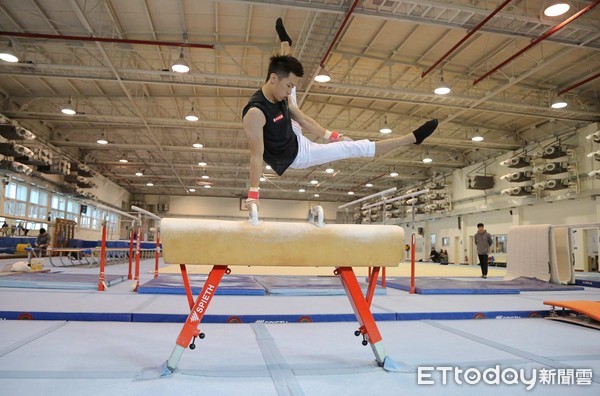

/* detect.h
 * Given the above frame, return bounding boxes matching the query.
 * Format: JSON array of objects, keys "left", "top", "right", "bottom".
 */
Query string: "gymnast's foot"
[
  {"left": 413, "top": 119, "right": 438, "bottom": 144},
  {"left": 276, "top": 17, "right": 292, "bottom": 45}
]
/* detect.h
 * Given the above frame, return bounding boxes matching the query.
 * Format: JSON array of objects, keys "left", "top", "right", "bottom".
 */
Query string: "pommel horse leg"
[
  {"left": 165, "top": 264, "right": 229, "bottom": 373},
  {"left": 335, "top": 266, "right": 392, "bottom": 368}
]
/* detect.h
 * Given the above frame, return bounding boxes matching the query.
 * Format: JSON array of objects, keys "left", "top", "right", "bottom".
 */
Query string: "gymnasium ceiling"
[{"left": 0, "top": 0, "right": 598, "bottom": 203}]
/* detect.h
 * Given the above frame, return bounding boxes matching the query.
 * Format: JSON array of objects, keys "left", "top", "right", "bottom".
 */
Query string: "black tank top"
[{"left": 242, "top": 89, "right": 298, "bottom": 176}]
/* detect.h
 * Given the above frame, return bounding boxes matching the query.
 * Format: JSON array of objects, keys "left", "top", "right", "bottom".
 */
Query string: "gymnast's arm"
[
  {"left": 288, "top": 100, "right": 350, "bottom": 142},
  {"left": 243, "top": 107, "right": 266, "bottom": 204}
]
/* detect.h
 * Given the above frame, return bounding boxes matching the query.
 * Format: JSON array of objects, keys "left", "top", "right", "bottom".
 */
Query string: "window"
[
  {"left": 107, "top": 212, "right": 119, "bottom": 237},
  {"left": 92, "top": 206, "right": 104, "bottom": 230},
  {"left": 491, "top": 235, "right": 507, "bottom": 254},
  {"left": 51, "top": 194, "right": 67, "bottom": 220},
  {"left": 28, "top": 188, "right": 48, "bottom": 229},
  {"left": 79, "top": 204, "right": 91, "bottom": 228},
  {"left": 430, "top": 233, "right": 436, "bottom": 247},
  {"left": 4, "top": 182, "right": 27, "bottom": 217},
  {"left": 442, "top": 237, "right": 450, "bottom": 246},
  {"left": 66, "top": 200, "right": 79, "bottom": 222}
]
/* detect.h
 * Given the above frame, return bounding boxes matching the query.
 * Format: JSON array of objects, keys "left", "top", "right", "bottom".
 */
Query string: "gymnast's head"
[{"left": 265, "top": 55, "right": 304, "bottom": 101}]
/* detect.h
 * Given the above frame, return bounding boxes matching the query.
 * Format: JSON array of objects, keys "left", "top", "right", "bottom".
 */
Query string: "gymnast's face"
[{"left": 269, "top": 72, "right": 298, "bottom": 102}]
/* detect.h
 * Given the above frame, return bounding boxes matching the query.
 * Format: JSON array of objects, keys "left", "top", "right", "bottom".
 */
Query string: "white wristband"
[{"left": 323, "top": 130, "right": 332, "bottom": 140}]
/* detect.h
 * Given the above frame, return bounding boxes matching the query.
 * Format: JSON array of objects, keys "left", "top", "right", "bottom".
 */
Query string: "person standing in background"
[{"left": 474, "top": 223, "right": 492, "bottom": 278}]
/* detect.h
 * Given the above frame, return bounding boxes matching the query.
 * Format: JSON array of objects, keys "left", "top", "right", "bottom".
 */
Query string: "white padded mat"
[{"left": 506, "top": 225, "right": 551, "bottom": 282}]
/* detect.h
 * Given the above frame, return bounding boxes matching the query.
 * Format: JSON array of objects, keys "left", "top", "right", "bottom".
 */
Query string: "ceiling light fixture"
[
  {"left": 365, "top": 183, "right": 373, "bottom": 187},
  {"left": 325, "top": 167, "right": 335, "bottom": 173},
  {"left": 198, "top": 161, "right": 207, "bottom": 167},
  {"left": 204, "top": 185, "right": 211, "bottom": 189},
  {"left": 135, "top": 170, "right": 144, "bottom": 176},
  {"left": 119, "top": 158, "right": 128, "bottom": 163},
  {"left": 471, "top": 135, "right": 484, "bottom": 142},
  {"left": 314, "top": 66, "right": 331, "bottom": 83},
  {"left": 171, "top": 49, "right": 190, "bottom": 73},
  {"left": 185, "top": 104, "right": 199, "bottom": 122},
  {"left": 189, "top": 188, "right": 196, "bottom": 192},
  {"left": 314, "top": 194, "right": 320, "bottom": 198},
  {"left": 310, "top": 179, "right": 318, "bottom": 185},
  {"left": 201, "top": 175, "right": 210, "bottom": 179},
  {"left": 544, "top": 2, "right": 570, "bottom": 17},
  {"left": 390, "top": 172, "right": 398, "bottom": 177},
  {"left": 422, "top": 153, "right": 433, "bottom": 163},
  {"left": 298, "top": 188, "right": 305, "bottom": 193},
  {"left": 347, "top": 191, "right": 355, "bottom": 195},
  {"left": 434, "top": 71, "right": 451, "bottom": 95},
  {"left": 97, "top": 135, "right": 108, "bottom": 145},
  {"left": 146, "top": 182, "right": 154, "bottom": 187},
  {"left": 61, "top": 98, "right": 76, "bottom": 115},
  {"left": 379, "top": 115, "right": 392, "bottom": 134},
  {"left": 0, "top": 41, "right": 19, "bottom": 63},
  {"left": 192, "top": 133, "right": 203, "bottom": 148},
  {"left": 550, "top": 96, "right": 568, "bottom": 109}
]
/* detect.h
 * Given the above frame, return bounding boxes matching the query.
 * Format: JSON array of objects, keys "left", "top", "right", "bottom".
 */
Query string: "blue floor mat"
[
  {"left": 575, "top": 272, "right": 600, "bottom": 288},
  {"left": 138, "top": 274, "right": 266, "bottom": 295},
  {"left": 254, "top": 275, "right": 387, "bottom": 296},
  {"left": 381, "top": 276, "right": 584, "bottom": 295},
  {"left": 0, "top": 272, "right": 126, "bottom": 290}
]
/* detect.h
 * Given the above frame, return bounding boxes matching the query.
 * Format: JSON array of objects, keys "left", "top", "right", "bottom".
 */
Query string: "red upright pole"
[
  {"left": 133, "top": 224, "right": 141, "bottom": 292},
  {"left": 97, "top": 222, "right": 107, "bottom": 291},
  {"left": 127, "top": 225, "right": 134, "bottom": 280},
  {"left": 410, "top": 232, "right": 416, "bottom": 294},
  {"left": 154, "top": 228, "right": 160, "bottom": 278}
]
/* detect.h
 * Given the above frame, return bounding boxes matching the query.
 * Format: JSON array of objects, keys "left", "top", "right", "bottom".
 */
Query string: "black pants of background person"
[{"left": 478, "top": 254, "right": 488, "bottom": 278}]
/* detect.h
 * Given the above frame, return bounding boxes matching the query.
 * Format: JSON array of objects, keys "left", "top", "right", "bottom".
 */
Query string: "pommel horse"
[{"left": 143, "top": 205, "right": 404, "bottom": 378}]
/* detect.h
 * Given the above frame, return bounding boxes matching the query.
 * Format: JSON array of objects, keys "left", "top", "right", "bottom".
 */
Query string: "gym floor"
[{"left": 0, "top": 258, "right": 599, "bottom": 396}]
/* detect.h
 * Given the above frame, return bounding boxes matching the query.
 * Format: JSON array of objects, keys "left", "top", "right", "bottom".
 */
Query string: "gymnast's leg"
[{"left": 290, "top": 120, "right": 438, "bottom": 169}]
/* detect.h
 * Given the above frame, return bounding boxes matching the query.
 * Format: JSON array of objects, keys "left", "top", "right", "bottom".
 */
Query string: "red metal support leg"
[
  {"left": 365, "top": 266, "right": 380, "bottom": 307},
  {"left": 335, "top": 266, "right": 387, "bottom": 366},
  {"left": 179, "top": 264, "right": 194, "bottom": 310},
  {"left": 166, "top": 265, "right": 229, "bottom": 372}
]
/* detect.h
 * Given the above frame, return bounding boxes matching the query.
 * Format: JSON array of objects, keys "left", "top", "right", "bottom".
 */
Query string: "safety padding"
[{"left": 161, "top": 218, "right": 404, "bottom": 267}]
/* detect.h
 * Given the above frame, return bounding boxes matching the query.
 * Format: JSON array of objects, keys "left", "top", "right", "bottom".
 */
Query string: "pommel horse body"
[{"left": 151, "top": 208, "right": 404, "bottom": 377}]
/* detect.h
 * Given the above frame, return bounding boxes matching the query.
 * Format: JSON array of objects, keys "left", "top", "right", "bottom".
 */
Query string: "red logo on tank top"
[{"left": 273, "top": 114, "right": 283, "bottom": 122}]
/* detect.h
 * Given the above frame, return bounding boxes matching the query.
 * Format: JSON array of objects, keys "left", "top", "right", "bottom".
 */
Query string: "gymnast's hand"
[
  {"left": 246, "top": 187, "right": 260, "bottom": 209},
  {"left": 245, "top": 197, "right": 259, "bottom": 209},
  {"left": 325, "top": 130, "right": 352, "bottom": 142}
]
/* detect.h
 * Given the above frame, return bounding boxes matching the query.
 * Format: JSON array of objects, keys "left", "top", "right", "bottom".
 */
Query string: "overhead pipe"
[
  {"left": 558, "top": 71, "right": 600, "bottom": 95},
  {"left": 0, "top": 30, "right": 214, "bottom": 49},
  {"left": 319, "top": 0, "right": 360, "bottom": 67},
  {"left": 473, "top": 0, "right": 600, "bottom": 85},
  {"left": 299, "top": 0, "right": 359, "bottom": 107},
  {"left": 421, "top": 0, "right": 513, "bottom": 78}
]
